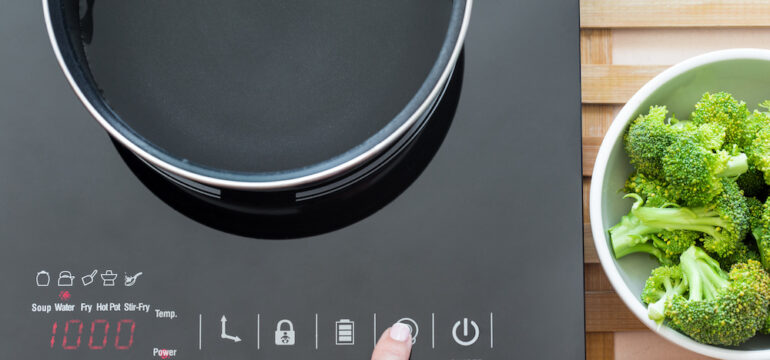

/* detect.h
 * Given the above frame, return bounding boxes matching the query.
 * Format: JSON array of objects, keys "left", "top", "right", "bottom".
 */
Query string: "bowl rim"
[{"left": 590, "top": 48, "right": 770, "bottom": 359}]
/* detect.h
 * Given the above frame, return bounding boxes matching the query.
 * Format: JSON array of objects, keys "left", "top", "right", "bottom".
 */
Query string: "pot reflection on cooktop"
[{"left": 114, "top": 53, "right": 464, "bottom": 239}]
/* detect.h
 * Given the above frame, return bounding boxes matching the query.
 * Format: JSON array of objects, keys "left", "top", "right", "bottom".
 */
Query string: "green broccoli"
[
  {"left": 664, "top": 246, "right": 770, "bottom": 346},
  {"left": 688, "top": 122, "right": 727, "bottom": 151},
  {"left": 608, "top": 194, "right": 671, "bottom": 265},
  {"left": 614, "top": 93, "right": 770, "bottom": 345},
  {"left": 746, "top": 121, "right": 770, "bottom": 186},
  {"left": 747, "top": 197, "right": 764, "bottom": 231},
  {"left": 735, "top": 109, "right": 770, "bottom": 150},
  {"left": 763, "top": 315, "right": 770, "bottom": 335},
  {"left": 655, "top": 231, "right": 701, "bottom": 258},
  {"left": 712, "top": 241, "right": 761, "bottom": 271},
  {"left": 632, "top": 179, "right": 750, "bottom": 258},
  {"left": 624, "top": 172, "right": 679, "bottom": 207},
  {"left": 624, "top": 106, "right": 676, "bottom": 179},
  {"left": 641, "top": 265, "right": 687, "bottom": 324},
  {"left": 690, "top": 92, "right": 751, "bottom": 147},
  {"left": 609, "top": 194, "right": 700, "bottom": 264},
  {"left": 662, "top": 136, "right": 748, "bottom": 207}
]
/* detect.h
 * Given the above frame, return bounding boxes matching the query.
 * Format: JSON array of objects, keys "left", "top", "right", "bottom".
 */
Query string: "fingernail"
[{"left": 389, "top": 323, "right": 411, "bottom": 342}]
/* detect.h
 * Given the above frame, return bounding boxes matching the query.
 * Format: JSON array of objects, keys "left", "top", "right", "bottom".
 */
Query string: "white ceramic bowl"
[{"left": 590, "top": 48, "right": 770, "bottom": 359}]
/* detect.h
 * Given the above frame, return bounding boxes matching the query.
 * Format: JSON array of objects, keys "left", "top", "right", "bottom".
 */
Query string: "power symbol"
[{"left": 452, "top": 318, "right": 479, "bottom": 346}]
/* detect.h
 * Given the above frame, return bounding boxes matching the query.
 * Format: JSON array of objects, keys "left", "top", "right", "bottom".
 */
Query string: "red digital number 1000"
[{"left": 50, "top": 319, "right": 135, "bottom": 350}]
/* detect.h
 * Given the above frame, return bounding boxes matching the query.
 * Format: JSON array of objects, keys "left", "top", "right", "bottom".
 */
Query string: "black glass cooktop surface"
[{"left": 0, "top": 0, "right": 583, "bottom": 359}]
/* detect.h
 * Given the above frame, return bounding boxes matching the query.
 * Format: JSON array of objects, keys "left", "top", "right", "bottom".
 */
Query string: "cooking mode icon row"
[{"left": 36, "top": 270, "right": 142, "bottom": 287}]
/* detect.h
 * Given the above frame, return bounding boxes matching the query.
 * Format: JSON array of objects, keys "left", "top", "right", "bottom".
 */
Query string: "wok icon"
[{"left": 124, "top": 272, "right": 143, "bottom": 287}]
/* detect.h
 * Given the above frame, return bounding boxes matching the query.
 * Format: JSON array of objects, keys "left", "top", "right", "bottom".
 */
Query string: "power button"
[{"left": 451, "top": 318, "right": 479, "bottom": 346}]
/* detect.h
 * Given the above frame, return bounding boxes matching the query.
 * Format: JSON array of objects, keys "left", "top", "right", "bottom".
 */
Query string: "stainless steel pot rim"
[{"left": 43, "top": 0, "right": 473, "bottom": 190}]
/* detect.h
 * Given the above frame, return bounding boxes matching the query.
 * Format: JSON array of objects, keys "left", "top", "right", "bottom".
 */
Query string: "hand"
[{"left": 371, "top": 323, "right": 413, "bottom": 360}]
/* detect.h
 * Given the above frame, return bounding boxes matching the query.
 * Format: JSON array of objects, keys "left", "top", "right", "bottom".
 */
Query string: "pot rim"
[{"left": 43, "top": 0, "right": 473, "bottom": 190}]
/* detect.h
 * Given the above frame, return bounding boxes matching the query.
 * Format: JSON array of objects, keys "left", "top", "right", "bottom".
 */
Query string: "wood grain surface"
[{"left": 581, "top": 0, "right": 770, "bottom": 28}]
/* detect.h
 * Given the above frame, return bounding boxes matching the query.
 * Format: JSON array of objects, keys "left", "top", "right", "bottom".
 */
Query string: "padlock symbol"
[{"left": 274, "top": 320, "right": 295, "bottom": 346}]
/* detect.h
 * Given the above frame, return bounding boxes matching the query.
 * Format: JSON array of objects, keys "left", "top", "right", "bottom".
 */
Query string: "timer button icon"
[{"left": 452, "top": 318, "right": 479, "bottom": 346}]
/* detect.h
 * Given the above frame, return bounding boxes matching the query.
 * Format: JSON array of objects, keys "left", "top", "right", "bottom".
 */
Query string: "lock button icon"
[{"left": 274, "top": 320, "right": 295, "bottom": 346}]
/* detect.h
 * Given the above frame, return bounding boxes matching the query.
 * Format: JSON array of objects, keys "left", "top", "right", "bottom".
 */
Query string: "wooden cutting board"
[{"left": 581, "top": 1, "right": 770, "bottom": 359}]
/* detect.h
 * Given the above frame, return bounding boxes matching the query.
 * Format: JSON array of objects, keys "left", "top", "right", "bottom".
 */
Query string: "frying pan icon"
[
  {"left": 81, "top": 270, "right": 98, "bottom": 286},
  {"left": 124, "top": 272, "right": 143, "bottom": 287}
]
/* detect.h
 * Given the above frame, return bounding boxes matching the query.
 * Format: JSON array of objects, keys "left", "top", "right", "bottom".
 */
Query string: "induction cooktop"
[{"left": 0, "top": 0, "right": 584, "bottom": 359}]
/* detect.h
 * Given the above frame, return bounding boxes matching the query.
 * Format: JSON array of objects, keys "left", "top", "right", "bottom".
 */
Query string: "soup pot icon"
[{"left": 36, "top": 271, "right": 50, "bottom": 287}]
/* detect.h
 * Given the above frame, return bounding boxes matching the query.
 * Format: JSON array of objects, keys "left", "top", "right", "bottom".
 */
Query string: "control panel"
[{"left": 28, "top": 268, "right": 499, "bottom": 359}]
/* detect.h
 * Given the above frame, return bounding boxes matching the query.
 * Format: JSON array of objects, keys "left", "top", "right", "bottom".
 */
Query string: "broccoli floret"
[
  {"left": 704, "top": 178, "right": 751, "bottom": 251},
  {"left": 712, "top": 241, "right": 761, "bottom": 271},
  {"left": 624, "top": 106, "right": 675, "bottom": 179},
  {"left": 745, "top": 110, "right": 770, "bottom": 146},
  {"left": 655, "top": 231, "right": 701, "bottom": 258},
  {"left": 630, "top": 179, "right": 749, "bottom": 259},
  {"left": 762, "top": 315, "right": 770, "bottom": 335},
  {"left": 690, "top": 122, "right": 727, "bottom": 151},
  {"left": 735, "top": 109, "right": 770, "bottom": 151},
  {"left": 624, "top": 172, "right": 679, "bottom": 207},
  {"left": 748, "top": 197, "right": 764, "bottom": 231},
  {"left": 609, "top": 193, "right": 700, "bottom": 264},
  {"left": 690, "top": 92, "right": 751, "bottom": 147},
  {"left": 641, "top": 265, "right": 687, "bottom": 324},
  {"left": 664, "top": 246, "right": 770, "bottom": 346},
  {"left": 668, "top": 116, "right": 727, "bottom": 151},
  {"left": 746, "top": 114, "right": 770, "bottom": 185},
  {"left": 608, "top": 194, "right": 671, "bottom": 265},
  {"left": 662, "top": 136, "right": 748, "bottom": 207}
]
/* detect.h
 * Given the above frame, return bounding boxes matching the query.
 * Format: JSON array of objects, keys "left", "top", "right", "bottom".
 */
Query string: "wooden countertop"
[{"left": 580, "top": 1, "right": 770, "bottom": 359}]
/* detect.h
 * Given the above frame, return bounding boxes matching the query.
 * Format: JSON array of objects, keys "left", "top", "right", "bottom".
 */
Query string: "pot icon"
[
  {"left": 58, "top": 271, "right": 75, "bottom": 287},
  {"left": 101, "top": 270, "right": 117, "bottom": 286},
  {"left": 36, "top": 271, "right": 50, "bottom": 287}
]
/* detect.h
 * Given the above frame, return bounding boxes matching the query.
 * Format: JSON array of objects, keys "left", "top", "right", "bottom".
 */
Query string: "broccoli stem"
[
  {"left": 679, "top": 246, "right": 729, "bottom": 301},
  {"left": 615, "top": 241, "right": 672, "bottom": 265},
  {"left": 717, "top": 153, "right": 749, "bottom": 178},
  {"left": 609, "top": 195, "right": 671, "bottom": 263},
  {"left": 646, "top": 270, "right": 688, "bottom": 324},
  {"left": 632, "top": 206, "right": 728, "bottom": 239}
]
